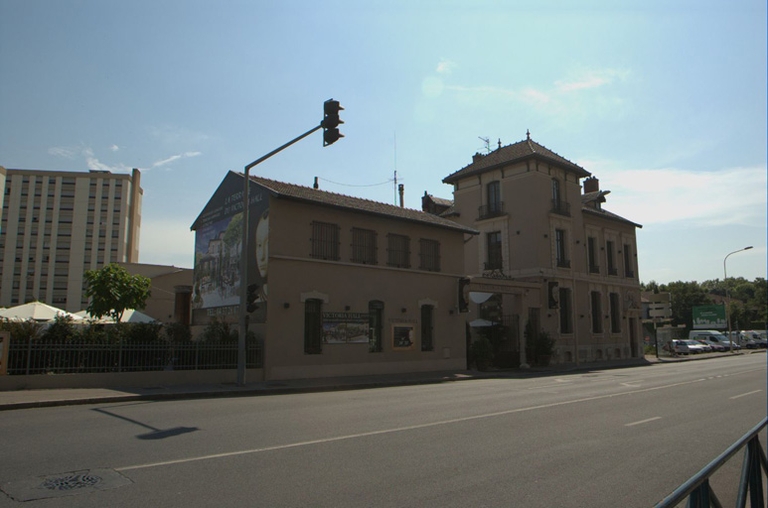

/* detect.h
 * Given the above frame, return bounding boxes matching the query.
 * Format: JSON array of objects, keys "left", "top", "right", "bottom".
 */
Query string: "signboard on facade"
[
  {"left": 692, "top": 305, "right": 726, "bottom": 329},
  {"left": 322, "top": 312, "right": 369, "bottom": 344}
]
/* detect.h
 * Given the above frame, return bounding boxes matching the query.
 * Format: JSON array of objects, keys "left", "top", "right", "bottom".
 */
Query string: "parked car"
[
  {"left": 663, "top": 340, "right": 690, "bottom": 355},
  {"left": 693, "top": 340, "right": 713, "bottom": 352},
  {"left": 717, "top": 338, "right": 742, "bottom": 351},
  {"left": 684, "top": 340, "right": 707, "bottom": 354},
  {"left": 697, "top": 338, "right": 726, "bottom": 352}
]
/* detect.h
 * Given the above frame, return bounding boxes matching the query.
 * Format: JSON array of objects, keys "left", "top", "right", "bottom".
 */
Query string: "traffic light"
[
  {"left": 322, "top": 99, "right": 344, "bottom": 146},
  {"left": 246, "top": 284, "right": 260, "bottom": 313}
]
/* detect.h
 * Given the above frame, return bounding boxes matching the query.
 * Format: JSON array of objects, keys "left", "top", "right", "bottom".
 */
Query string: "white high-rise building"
[{"left": 0, "top": 167, "right": 142, "bottom": 312}]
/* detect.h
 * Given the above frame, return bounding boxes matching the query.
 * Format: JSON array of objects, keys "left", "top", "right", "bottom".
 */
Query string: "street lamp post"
[{"left": 723, "top": 246, "right": 753, "bottom": 353}]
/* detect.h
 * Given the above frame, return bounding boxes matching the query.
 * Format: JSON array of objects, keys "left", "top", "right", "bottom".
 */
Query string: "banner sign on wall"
[
  {"left": 322, "top": 312, "right": 369, "bottom": 344},
  {"left": 191, "top": 172, "right": 269, "bottom": 325},
  {"left": 692, "top": 305, "right": 726, "bottom": 330}
]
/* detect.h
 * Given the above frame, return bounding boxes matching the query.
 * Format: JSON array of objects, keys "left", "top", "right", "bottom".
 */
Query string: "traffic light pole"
[{"left": 237, "top": 124, "right": 323, "bottom": 386}]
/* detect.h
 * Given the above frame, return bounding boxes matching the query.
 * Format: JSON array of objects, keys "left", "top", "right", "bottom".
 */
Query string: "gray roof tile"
[
  {"left": 250, "top": 175, "right": 478, "bottom": 234},
  {"left": 443, "top": 136, "right": 590, "bottom": 183}
]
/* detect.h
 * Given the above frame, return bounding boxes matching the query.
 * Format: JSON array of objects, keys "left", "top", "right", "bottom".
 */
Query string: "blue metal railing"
[{"left": 655, "top": 417, "right": 767, "bottom": 508}]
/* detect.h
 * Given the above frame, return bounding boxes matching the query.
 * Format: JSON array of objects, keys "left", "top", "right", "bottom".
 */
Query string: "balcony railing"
[
  {"left": 589, "top": 264, "right": 600, "bottom": 274},
  {"left": 484, "top": 258, "right": 503, "bottom": 271},
  {"left": 557, "top": 258, "right": 571, "bottom": 269},
  {"left": 478, "top": 202, "right": 505, "bottom": 220},
  {"left": 551, "top": 199, "right": 571, "bottom": 217}
]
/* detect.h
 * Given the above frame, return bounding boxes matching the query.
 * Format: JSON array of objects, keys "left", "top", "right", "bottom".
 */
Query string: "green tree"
[
  {"left": 664, "top": 281, "right": 712, "bottom": 331},
  {"left": 84, "top": 263, "right": 152, "bottom": 323}
]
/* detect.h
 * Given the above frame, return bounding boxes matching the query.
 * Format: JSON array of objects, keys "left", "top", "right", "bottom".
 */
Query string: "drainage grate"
[
  {"left": 42, "top": 472, "right": 103, "bottom": 491},
  {"left": 1, "top": 469, "right": 132, "bottom": 502}
]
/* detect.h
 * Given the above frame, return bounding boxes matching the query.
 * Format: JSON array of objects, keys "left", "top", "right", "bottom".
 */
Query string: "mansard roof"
[{"left": 443, "top": 134, "right": 591, "bottom": 184}]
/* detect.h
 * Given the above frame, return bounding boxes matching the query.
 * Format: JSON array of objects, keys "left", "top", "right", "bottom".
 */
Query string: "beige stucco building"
[
  {"left": 118, "top": 262, "right": 193, "bottom": 324},
  {"left": 437, "top": 133, "right": 643, "bottom": 366},
  {"left": 191, "top": 172, "right": 478, "bottom": 381},
  {"left": 0, "top": 167, "right": 142, "bottom": 311}
]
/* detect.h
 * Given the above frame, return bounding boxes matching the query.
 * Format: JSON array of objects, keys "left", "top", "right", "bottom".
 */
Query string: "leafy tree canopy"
[
  {"left": 641, "top": 277, "right": 766, "bottom": 331},
  {"left": 84, "top": 263, "right": 152, "bottom": 323}
]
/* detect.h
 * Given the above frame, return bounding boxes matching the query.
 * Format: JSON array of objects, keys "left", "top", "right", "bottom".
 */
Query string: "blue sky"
[{"left": 1, "top": 0, "right": 765, "bottom": 284}]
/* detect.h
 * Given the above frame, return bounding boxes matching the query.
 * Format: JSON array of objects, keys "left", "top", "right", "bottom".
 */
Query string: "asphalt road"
[{"left": 0, "top": 354, "right": 765, "bottom": 507}]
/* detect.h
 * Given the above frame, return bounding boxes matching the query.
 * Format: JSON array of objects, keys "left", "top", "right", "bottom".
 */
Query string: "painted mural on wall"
[{"left": 191, "top": 172, "right": 269, "bottom": 325}]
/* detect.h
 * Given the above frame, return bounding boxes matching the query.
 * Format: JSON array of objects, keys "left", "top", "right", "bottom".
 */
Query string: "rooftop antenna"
[
  {"left": 478, "top": 136, "right": 491, "bottom": 154},
  {"left": 393, "top": 132, "right": 398, "bottom": 205}
]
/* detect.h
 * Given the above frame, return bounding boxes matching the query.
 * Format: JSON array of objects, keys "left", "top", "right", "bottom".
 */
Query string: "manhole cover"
[{"left": 1, "top": 469, "right": 132, "bottom": 501}]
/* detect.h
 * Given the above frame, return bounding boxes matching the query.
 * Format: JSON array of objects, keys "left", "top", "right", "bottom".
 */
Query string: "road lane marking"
[
  {"left": 527, "top": 381, "right": 573, "bottom": 390},
  {"left": 626, "top": 416, "right": 662, "bottom": 427},
  {"left": 730, "top": 390, "right": 763, "bottom": 400},
  {"left": 115, "top": 367, "right": 765, "bottom": 473},
  {"left": 115, "top": 374, "right": 743, "bottom": 473}
]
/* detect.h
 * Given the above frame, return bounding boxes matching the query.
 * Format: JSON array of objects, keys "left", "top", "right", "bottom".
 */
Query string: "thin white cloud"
[
  {"left": 48, "top": 145, "right": 80, "bottom": 159},
  {"left": 578, "top": 160, "right": 767, "bottom": 227},
  {"left": 555, "top": 69, "right": 629, "bottom": 92},
  {"left": 110, "top": 144, "right": 120, "bottom": 152},
  {"left": 82, "top": 147, "right": 132, "bottom": 173},
  {"left": 436, "top": 58, "right": 457, "bottom": 74},
  {"left": 445, "top": 67, "right": 629, "bottom": 120},
  {"left": 152, "top": 151, "right": 202, "bottom": 168}
]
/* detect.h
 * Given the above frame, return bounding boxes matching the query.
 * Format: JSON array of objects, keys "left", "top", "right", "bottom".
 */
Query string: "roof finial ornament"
[
  {"left": 526, "top": 129, "right": 530, "bottom": 140},
  {"left": 497, "top": 138, "right": 501, "bottom": 149}
]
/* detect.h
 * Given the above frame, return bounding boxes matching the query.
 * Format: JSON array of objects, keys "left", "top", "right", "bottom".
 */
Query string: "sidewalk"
[{"left": 1, "top": 351, "right": 760, "bottom": 411}]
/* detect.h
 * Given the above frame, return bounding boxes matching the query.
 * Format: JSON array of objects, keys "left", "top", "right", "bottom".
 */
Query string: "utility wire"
[{"left": 317, "top": 177, "right": 395, "bottom": 188}]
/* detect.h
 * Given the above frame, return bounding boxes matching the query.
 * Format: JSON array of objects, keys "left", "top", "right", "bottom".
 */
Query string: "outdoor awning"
[
  {"left": 469, "top": 292, "right": 495, "bottom": 304},
  {"left": 469, "top": 319, "right": 495, "bottom": 328}
]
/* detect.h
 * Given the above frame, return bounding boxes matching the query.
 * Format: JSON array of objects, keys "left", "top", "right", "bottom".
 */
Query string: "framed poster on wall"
[{"left": 392, "top": 324, "right": 415, "bottom": 350}]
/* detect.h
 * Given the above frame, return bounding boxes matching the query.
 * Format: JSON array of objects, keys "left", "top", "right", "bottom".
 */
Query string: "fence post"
[
  {"left": 118, "top": 337, "right": 123, "bottom": 373},
  {"left": 25, "top": 339, "right": 33, "bottom": 376}
]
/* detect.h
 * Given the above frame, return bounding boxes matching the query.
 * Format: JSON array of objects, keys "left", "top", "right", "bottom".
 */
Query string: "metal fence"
[
  {"left": 7, "top": 338, "right": 263, "bottom": 375},
  {"left": 655, "top": 417, "right": 767, "bottom": 508}
]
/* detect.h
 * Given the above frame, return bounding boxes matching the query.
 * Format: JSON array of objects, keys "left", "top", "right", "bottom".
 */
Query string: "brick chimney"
[
  {"left": 473, "top": 152, "right": 484, "bottom": 163},
  {"left": 583, "top": 176, "right": 600, "bottom": 194}
]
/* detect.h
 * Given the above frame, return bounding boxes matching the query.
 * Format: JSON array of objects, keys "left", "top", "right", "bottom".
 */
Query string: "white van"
[
  {"left": 690, "top": 330, "right": 740, "bottom": 350},
  {"left": 689, "top": 330, "right": 728, "bottom": 341}
]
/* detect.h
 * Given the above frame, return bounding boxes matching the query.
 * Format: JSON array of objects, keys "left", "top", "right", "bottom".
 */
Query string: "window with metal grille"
[
  {"left": 304, "top": 299, "right": 323, "bottom": 354},
  {"left": 351, "top": 228, "right": 377, "bottom": 265},
  {"left": 587, "top": 237, "right": 599, "bottom": 274},
  {"left": 486, "top": 231, "right": 502, "bottom": 270},
  {"left": 623, "top": 244, "right": 635, "bottom": 278},
  {"left": 387, "top": 234, "right": 410, "bottom": 268},
  {"left": 606, "top": 240, "right": 617, "bottom": 275},
  {"left": 369, "top": 300, "right": 384, "bottom": 352},
  {"left": 421, "top": 305, "right": 434, "bottom": 351},
  {"left": 555, "top": 229, "right": 569, "bottom": 268},
  {"left": 591, "top": 291, "right": 603, "bottom": 333},
  {"left": 310, "top": 221, "right": 340, "bottom": 260},
  {"left": 419, "top": 239, "right": 440, "bottom": 272},
  {"left": 559, "top": 287, "right": 573, "bottom": 334},
  {"left": 610, "top": 292, "right": 621, "bottom": 333},
  {"left": 487, "top": 181, "right": 501, "bottom": 214}
]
